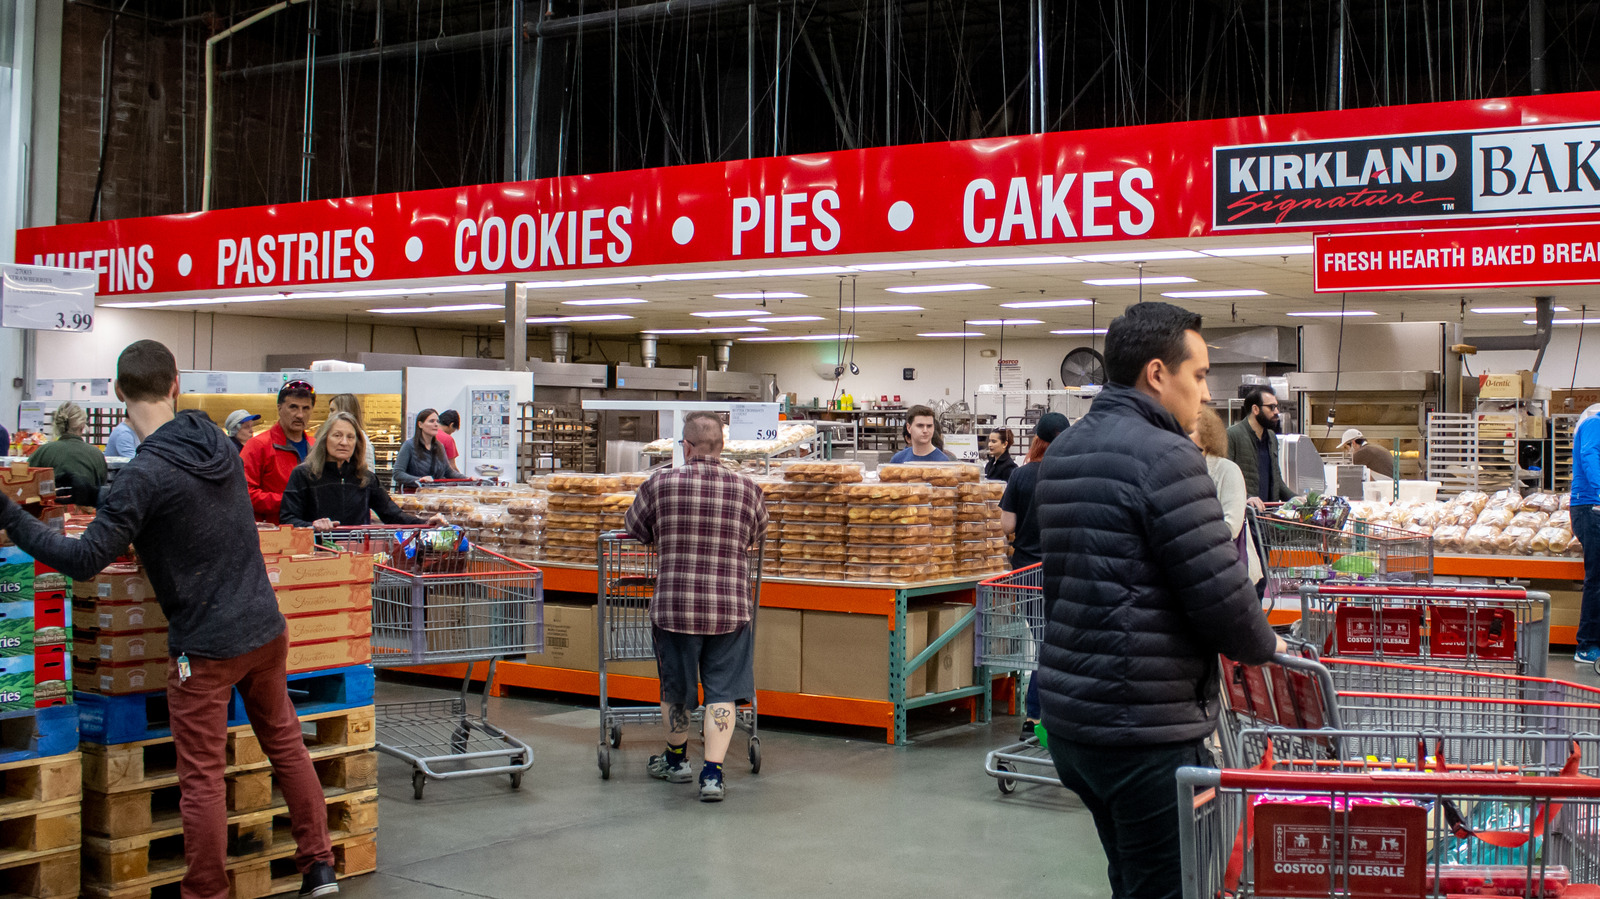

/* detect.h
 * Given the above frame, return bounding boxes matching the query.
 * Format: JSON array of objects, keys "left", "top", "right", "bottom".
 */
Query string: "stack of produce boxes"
[
  {"left": 0, "top": 464, "right": 83, "bottom": 899},
  {"left": 75, "top": 526, "right": 378, "bottom": 899}
]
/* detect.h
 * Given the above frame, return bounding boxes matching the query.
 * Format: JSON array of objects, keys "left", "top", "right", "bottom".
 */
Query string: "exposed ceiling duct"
[
  {"left": 710, "top": 339, "right": 733, "bottom": 372},
  {"left": 1464, "top": 296, "right": 1556, "bottom": 372},
  {"left": 548, "top": 325, "right": 572, "bottom": 364},
  {"left": 638, "top": 333, "right": 659, "bottom": 368}
]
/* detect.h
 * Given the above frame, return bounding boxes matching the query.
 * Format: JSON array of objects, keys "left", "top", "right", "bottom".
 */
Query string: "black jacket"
[
  {"left": 984, "top": 453, "right": 1018, "bottom": 482},
  {"left": 392, "top": 438, "right": 461, "bottom": 487},
  {"left": 1034, "top": 384, "right": 1278, "bottom": 746},
  {"left": 0, "top": 410, "right": 284, "bottom": 660},
  {"left": 280, "top": 460, "right": 420, "bottom": 528}
]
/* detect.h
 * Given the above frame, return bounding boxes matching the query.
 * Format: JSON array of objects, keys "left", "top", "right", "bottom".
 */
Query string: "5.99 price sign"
[{"left": 1, "top": 264, "right": 98, "bottom": 332}]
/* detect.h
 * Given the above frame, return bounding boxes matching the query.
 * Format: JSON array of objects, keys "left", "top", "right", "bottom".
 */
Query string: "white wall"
[{"left": 1472, "top": 329, "right": 1600, "bottom": 392}]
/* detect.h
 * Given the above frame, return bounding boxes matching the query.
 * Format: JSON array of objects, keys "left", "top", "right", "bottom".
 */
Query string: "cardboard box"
[
  {"left": 1550, "top": 388, "right": 1600, "bottom": 413},
  {"left": 73, "top": 629, "right": 168, "bottom": 664},
  {"left": 285, "top": 609, "right": 372, "bottom": 644},
  {"left": 0, "top": 463, "right": 55, "bottom": 505},
  {"left": 0, "top": 655, "right": 34, "bottom": 711},
  {"left": 903, "top": 608, "right": 929, "bottom": 700},
  {"left": 801, "top": 610, "right": 888, "bottom": 700},
  {"left": 285, "top": 635, "right": 371, "bottom": 673},
  {"left": 536, "top": 603, "right": 599, "bottom": 671},
  {"left": 927, "top": 603, "right": 976, "bottom": 695},
  {"left": 80, "top": 659, "right": 167, "bottom": 694},
  {"left": 0, "top": 602, "right": 32, "bottom": 656},
  {"left": 1478, "top": 370, "right": 1534, "bottom": 399},
  {"left": 76, "top": 566, "right": 157, "bottom": 603},
  {"left": 275, "top": 582, "right": 371, "bottom": 616},
  {"left": 259, "top": 525, "right": 316, "bottom": 559},
  {"left": 265, "top": 551, "right": 375, "bottom": 590},
  {"left": 73, "top": 598, "right": 166, "bottom": 632},
  {"left": 610, "top": 658, "right": 659, "bottom": 679},
  {"left": 0, "top": 545, "right": 36, "bottom": 601},
  {"left": 754, "top": 608, "right": 802, "bottom": 694}
]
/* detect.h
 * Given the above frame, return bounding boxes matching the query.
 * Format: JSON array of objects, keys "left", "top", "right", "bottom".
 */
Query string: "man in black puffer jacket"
[{"left": 1034, "top": 302, "right": 1282, "bottom": 899}]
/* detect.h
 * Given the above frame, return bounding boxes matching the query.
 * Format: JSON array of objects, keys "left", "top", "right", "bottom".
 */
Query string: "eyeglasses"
[{"left": 1259, "top": 403, "right": 1280, "bottom": 411}]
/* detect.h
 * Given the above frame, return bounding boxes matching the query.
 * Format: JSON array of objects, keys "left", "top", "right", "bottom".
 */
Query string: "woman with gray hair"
[
  {"left": 279, "top": 412, "right": 444, "bottom": 531},
  {"left": 29, "top": 401, "right": 109, "bottom": 506}
]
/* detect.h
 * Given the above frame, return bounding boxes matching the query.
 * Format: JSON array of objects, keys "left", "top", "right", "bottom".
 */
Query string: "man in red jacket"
[{"left": 241, "top": 380, "right": 315, "bottom": 523}]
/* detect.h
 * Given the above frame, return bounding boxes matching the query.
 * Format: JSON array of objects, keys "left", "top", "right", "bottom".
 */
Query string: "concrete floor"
[{"left": 340, "top": 654, "right": 1600, "bottom": 899}]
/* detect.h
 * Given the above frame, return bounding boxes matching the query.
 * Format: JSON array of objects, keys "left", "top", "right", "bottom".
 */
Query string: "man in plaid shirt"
[{"left": 624, "top": 412, "right": 768, "bottom": 801}]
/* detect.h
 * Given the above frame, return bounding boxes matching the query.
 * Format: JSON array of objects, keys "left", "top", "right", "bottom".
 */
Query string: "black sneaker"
[
  {"left": 1020, "top": 719, "right": 1039, "bottom": 743},
  {"left": 300, "top": 862, "right": 339, "bottom": 897},
  {"left": 648, "top": 752, "right": 693, "bottom": 783}
]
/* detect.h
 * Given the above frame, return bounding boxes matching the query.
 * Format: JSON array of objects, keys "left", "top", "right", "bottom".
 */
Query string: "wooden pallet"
[
  {"left": 82, "top": 788, "right": 377, "bottom": 893},
  {"left": 0, "top": 752, "right": 82, "bottom": 812},
  {"left": 84, "top": 749, "right": 378, "bottom": 839},
  {"left": 82, "top": 831, "right": 375, "bottom": 899},
  {"left": 81, "top": 707, "right": 375, "bottom": 795},
  {"left": 0, "top": 845, "right": 80, "bottom": 899}
]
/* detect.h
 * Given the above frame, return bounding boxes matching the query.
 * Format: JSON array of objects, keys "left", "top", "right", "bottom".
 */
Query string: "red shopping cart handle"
[
  {"left": 330, "top": 524, "right": 430, "bottom": 532},
  {"left": 1305, "top": 583, "right": 1528, "bottom": 600},
  {"left": 1215, "top": 768, "right": 1600, "bottom": 798}
]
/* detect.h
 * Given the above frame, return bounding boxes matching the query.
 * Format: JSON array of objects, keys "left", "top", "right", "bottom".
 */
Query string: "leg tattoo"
[
  {"left": 711, "top": 706, "right": 731, "bottom": 733},
  {"left": 668, "top": 704, "right": 691, "bottom": 735}
]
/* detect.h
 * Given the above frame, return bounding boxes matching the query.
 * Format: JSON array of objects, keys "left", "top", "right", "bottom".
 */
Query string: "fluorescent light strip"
[
  {"left": 1083, "top": 277, "right": 1196, "bottom": 286},
  {"left": 1051, "top": 328, "right": 1108, "bottom": 335},
  {"left": 1000, "top": 299, "right": 1093, "bottom": 309},
  {"left": 640, "top": 329, "right": 702, "bottom": 335},
  {"left": 697, "top": 326, "right": 768, "bottom": 334},
  {"left": 885, "top": 283, "right": 988, "bottom": 294},
  {"left": 692, "top": 309, "right": 771, "bottom": 318},
  {"left": 741, "top": 333, "right": 858, "bottom": 342},
  {"left": 742, "top": 265, "right": 853, "bottom": 277},
  {"left": 967, "top": 319, "right": 1044, "bottom": 326},
  {"left": 851, "top": 305, "right": 925, "bottom": 313},
  {"left": 714, "top": 292, "right": 808, "bottom": 300},
  {"left": 849, "top": 260, "right": 968, "bottom": 272},
  {"left": 524, "top": 314, "right": 635, "bottom": 323},
  {"left": 959, "top": 256, "right": 1078, "bottom": 266},
  {"left": 1528, "top": 318, "right": 1600, "bottom": 325},
  {"left": 654, "top": 270, "right": 754, "bottom": 282},
  {"left": 918, "top": 332, "right": 986, "bottom": 338},
  {"left": 561, "top": 297, "right": 646, "bottom": 306},
  {"left": 1203, "top": 245, "right": 1314, "bottom": 257},
  {"left": 1474, "top": 306, "right": 1570, "bottom": 314},
  {"left": 1076, "top": 250, "right": 1207, "bottom": 262},
  {"left": 1161, "top": 290, "right": 1268, "bottom": 299},
  {"left": 755, "top": 315, "right": 825, "bottom": 323},
  {"left": 370, "top": 303, "right": 502, "bottom": 314},
  {"left": 1286, "top": 311, "right": 1377, "bottom": 317}
]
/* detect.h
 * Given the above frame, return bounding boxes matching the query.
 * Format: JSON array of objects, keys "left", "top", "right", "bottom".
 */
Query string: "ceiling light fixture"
[
  {"left": 754, "top": 315, "right": 826, "bottom": 323},
  {"left": 741, "top": 333, "right": 858, "bottom": 342},
  {"left": 1473, "top": 306, "right": 1571, "bottom": 314},
  {"left": 1075, "top": 250, "right": 1207, "bottom": 262},
  {"left": 918, "top": 331, "right": 986, "bottom": 338},
  {"left": 966, "top": 319, "right": 1044, "bottom": 326},
  {"left": 742, "top": 265, "right": 853, "bottom": 277},
  {"left": 696, "top": 326, "right": 768, "bottom": 334},
  {"left": 999, "top": 299, "right": 1093, "bottom": 309},
  {"left": 1285, "top": 310, "right": 1378, "bottom": 317},
  {"left": 1083, "top": 276, "right": 1196, "bottom": 286},
  {"left": 692, "top": 309, "right": 771, "bottom": 318},
  {"left": 524, "top": 314, "right": 635, "bottom": 323},
  {"left": 561, "top": 297, "right": 647, "bottom": 306},
  {"left": 368, "top": 303, "right": 503, "bottom": 314},
  {"left": 1050, "top": 328, "right": 1109, "bottom": 335},
  {"left": 1527, "top": 317, "right": 1600, "bottom": 325},
  {"left": 714, "top": 292, "right": 808, "bottom": 300},
  {"left": 849, "top": 304, "right": 925, "bottom": 312},
  {"left": 1161, "top": 290, "right": 1268, "bottom": 298},
  {"left": 849, "top": 260, "right": 967, "bottom": 272},
  {"left": 884, "top": 284, "right": 989, "bottom": 294},
  {"left": 640, "top": 329, "right": 703, "bottom": 335},
  {"left": 959, "top": 256, "right": 1078, "bottom": 266},
  {"left": 1203, "top": 245, "right": 1314, "bottom": 257}
]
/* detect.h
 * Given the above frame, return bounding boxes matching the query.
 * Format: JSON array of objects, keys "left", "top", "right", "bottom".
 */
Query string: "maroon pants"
[{"left": 167, "top": 631, "right": 333, "bottom": 899}]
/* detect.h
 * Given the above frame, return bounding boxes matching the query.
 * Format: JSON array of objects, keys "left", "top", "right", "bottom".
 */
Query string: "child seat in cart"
[
  {"left": 329, "top": 525, "right": 544, "bottom": 799},
  {"left": 594, "top": 531, "right": 762, "bottom": 780}
]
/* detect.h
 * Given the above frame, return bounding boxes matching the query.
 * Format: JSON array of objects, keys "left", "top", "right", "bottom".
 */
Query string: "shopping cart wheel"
[
  {"left": 608, "top": 724, "right": 622, "bottom": 748},
  {"left": 995, "top": 762, "right": 1017, "bottom": 795},
  {"left": 597, "top": 743, "right": 612, "bottom": 780},
  {"left": 412, "top": 771, "right": 427, "bottom": 800},
  {"left": 450, "top": 723, "right": 470, "bottom": 754},
  {"left": 748, "top": 737, "right": 762, "bottom": 774},
  {"left": 509, "top": 771, "right": 523, "bottom": 790}
]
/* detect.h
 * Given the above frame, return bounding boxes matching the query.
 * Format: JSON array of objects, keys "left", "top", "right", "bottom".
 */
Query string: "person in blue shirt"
[
  {"left": 105, "top": 419, "right": 141, "bottom": 458},
  {"left": 889, "top": 404, "right": 951, "bottom": 463},
  {"left": 1571, "top": 404, "right": 1600, "bottom": 666}
]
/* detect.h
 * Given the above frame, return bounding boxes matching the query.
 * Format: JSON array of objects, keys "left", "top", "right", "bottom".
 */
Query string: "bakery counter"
[{"left": 396, "top": 562, "right": 998, "bottom": 744}]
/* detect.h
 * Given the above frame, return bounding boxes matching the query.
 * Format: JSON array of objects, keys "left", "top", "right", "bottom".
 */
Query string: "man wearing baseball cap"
[
  {"left": 1337, "top": 428, "right": 1396, "bottom": 479},
  {"left": 242, "top": 380, "right": 316, "bottom": 522},
  {"left": 224, "top": 410, "right": 261, "bottom": 454}
]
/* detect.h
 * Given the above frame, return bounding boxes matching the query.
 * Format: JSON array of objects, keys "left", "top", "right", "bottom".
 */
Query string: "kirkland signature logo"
[{"left": 1214, "top": 123, "right": 1600, "bottom": 228}]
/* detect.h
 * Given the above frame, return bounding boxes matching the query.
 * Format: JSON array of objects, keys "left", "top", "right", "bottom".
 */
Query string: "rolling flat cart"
[
  {"left": 975, "top": 564, "right": 1061, "bottom": 794},
  {"left": 595, "top": 531, "right": 762, "bottom": 780},
  {"left": 342, "top": 526, "right": 544, "bottom": 799}
]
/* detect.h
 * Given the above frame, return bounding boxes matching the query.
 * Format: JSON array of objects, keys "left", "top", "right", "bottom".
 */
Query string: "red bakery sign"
[
  {"left": 15, "top": 90, "right": 1600, "bottom": 297},
  {"left": 1315, "top": 220, "right": 1600, "bottom": 291}
]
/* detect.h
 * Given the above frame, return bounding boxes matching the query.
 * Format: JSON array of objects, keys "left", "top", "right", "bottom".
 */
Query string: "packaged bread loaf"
[
  {"left": 1520, "top": 491, "right": 1560, "bottom": 513},
  {"left": 1474, "top": 508, "right": 1514, "bottom": 529},
  {"left": 842, "top": 482, "right": 933, "bottom": 503},
  {"left": 780, "top": 460, "right": 864, "bottom": 483},
  {"left": 789, "top": 502, "right": 848, "bottom": 523},
  {"left": 1432, "top": 525, "right": 1467, "bottom": 551},
  {"left": 1508, "top": 510, "right": 1549, "bottom": 530},
  {"left": 1461, "top": 523, "right": 1502, "bottom": 554},
  {"left": 957, "top": 482, "right": 1007, "bottom": 502},
  {"left": 845, "top": 523, "right": 934, "bottom": 541},
  {"left": 1497, "top": 525, "right": 1537, "bottom": 554},
  {"left": 1550, "top": 510, "right": 1572, "bottom": 529},
  {"left": 1531, "top": 526, "right": 1571, "bottom": 554},
  {"left": 1485, "top": 489, "right": 1521, "bottom": 512}
]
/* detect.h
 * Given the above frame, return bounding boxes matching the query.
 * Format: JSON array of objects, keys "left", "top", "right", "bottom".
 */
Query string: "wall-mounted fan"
[{"left": 1059, "top": 347, "right": 1107, "bottom": 388}]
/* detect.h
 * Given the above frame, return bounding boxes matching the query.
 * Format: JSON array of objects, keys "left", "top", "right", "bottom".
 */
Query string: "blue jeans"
[{"left": 1575, "top": 505, "right": 1600, "bottom": 651}]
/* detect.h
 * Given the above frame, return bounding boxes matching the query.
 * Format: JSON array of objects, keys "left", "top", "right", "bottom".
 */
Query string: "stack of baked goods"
[
  {"left": 1357, "top": 489, "right": 1578, "bottom": 557},
  {"left": 544, "top": 473, "right": 628, "bottom": 563},
  {"left": 841, "top": 481, "right": 939, "bottom": 582}
]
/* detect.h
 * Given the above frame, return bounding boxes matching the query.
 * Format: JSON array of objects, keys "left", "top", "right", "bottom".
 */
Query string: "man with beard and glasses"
[{"left": 1226, "top": 386, "right": 1294, "bottom": 509}]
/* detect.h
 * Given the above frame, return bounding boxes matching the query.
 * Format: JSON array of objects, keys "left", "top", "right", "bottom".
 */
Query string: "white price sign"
[
  {"left": 1, "top": 264, "right": 97, "bottom": 332},
  {"left": 943, "top": 433, "right": 982, "bottom": 463},
  {"left": 728, "top": 403, "right": 780, "bottom": 441}
]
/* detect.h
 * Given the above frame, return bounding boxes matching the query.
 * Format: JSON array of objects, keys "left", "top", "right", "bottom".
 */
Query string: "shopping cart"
[
  {"left": 594, "top": 531, "right": 762, "bottom": 780},
  {"left": 975, "top": 565, "right": 1061, "bottom": 794},
  {"left": 1249, "top": 508, "right": 1433, "bottom": 604},
  {"left": 345, "top": 526, "right": 544, "bottom": 799},
  {"left": 1215, "top": 646, "right": 1346, "bottom": 768},
  {"left": 397, "top": 477, "right": 498, "bottom": 494},
  {"left": 1177, "top": 764, "right": 1600, "bottom": 899},
  {"left": 1300, "top": 583, "right": 1551, "bottom": 676},
  {"left": 1321, "top": 657, "right": 1600, "bottom": 738}
]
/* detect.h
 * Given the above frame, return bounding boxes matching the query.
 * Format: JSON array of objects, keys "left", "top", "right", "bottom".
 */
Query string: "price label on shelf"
[
  {"left": 728, "top": 403, "right": 780, "bottom": 442},
  {"left": 0, "top": 264, "right": 97, "bottom": 332}
]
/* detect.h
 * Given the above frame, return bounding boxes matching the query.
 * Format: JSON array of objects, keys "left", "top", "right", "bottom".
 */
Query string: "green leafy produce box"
[
  {"left": 0, "top": 546, "right": 71, "bottom": 603},
  {"left": 0, "top": 656, "right": 34, "bottom": 712},
  {"left": 0, "top": 603, "right": 33, "bottom": 656}
]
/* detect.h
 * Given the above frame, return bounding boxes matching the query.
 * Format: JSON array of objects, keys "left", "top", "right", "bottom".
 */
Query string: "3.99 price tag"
[
  {"left": 1, "top": 264, "right": 98, "bottom": 333},
  {"left": 728, "top": 403, "right": 780, "bottom": 442}
]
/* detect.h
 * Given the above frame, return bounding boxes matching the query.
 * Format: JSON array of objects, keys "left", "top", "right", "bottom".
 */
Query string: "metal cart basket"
[
  {"left": 1249, "top": 509, "right": 1433, "bottom": 603},
  {"left": 347, "top": 526, "right": 544, "bottom": 799},
  {"left": 595, "top": 531, "right": 763, "bottom": 780},
  {"left": 975, "top": 564, "right": 1062, "bottom": 794},
  {"left": 1299, "top": 583, "right": 1551, "bottom": 676}
]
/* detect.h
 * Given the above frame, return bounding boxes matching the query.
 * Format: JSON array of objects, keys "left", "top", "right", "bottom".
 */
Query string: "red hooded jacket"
[{"left": 240, "top": 422, "right": 307, "bottom": 523}]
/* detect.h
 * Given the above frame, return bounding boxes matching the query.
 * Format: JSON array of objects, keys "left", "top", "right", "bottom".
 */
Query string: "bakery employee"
[
  {"left": 890, "top": 404, "right": 951, "bottom": 463},
  {"left": 1337, "top": 428, "right": 1396, "bottom": 479}
]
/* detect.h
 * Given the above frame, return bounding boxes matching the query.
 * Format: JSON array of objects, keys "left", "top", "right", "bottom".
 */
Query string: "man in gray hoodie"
[{"left": 0, "top": 340, "right": 339, "bottom": 899}]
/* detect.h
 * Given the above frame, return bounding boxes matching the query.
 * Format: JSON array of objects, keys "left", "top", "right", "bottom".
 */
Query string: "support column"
[{"left": 504, "top": 282, "right": 528, "bottom": 371}]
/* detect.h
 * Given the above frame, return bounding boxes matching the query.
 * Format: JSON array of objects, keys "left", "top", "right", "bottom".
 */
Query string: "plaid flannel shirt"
[{"left": 624, "top": 457, "right": 769, "bottom": 635}]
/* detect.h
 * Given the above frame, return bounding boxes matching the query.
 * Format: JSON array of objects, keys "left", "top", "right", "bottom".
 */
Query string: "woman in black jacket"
[
  {"left": 392, "top": 408, "right": 463, "bottom": 488},
  {"left": 983, "top": 428, "right": 1017, "bottom": 482},
  {"left": 281, "top": 413, "right": 445, "bottom": 530}
]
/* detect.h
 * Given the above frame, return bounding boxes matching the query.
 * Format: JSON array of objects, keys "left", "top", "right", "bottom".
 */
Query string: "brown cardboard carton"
[
  {"left": 264, "top": 551, "right": 375, "bottom": 590},
  {"left": 903, "top": 608, "right": 929, "bottom": 699},
  {"left": 536, "top": 603, "right": 599, "bottom": 672},
  {"left": 285, "top": 609, "right": 373, "bottom": 644},
  {"left": 79, "top": 659, "right": 168, "bottom": 694},
  {"left": 1550, "top": 388, "right": 1600, "bottom": 413},
  {"left": 927, "top": 602, "right": 976, "bottom": 694},
  {"left": 275, "top": 582, "right": 371, "bottom": 616},
  {"left": 72, "top": 629, "right": 169, "bottom": 664},
  {"left": 1478, "top": 370, "right": 1533, "bottom": 399},
  {"left": 76, "top": 566, "right": 156, "bottom": 603},
  {"left": 801, "top": 610, "right": 888, "bottom": 700},
  {"left": 258, "top": 525, "right": 316, "bottom": 559},
  {"left": 0, "top": 464, "right": 54, "bottom": 505},
  {"left": 285, "top": 635, "right": 371, "bottom": 673},
  {"left": 610, "top": 658, "right": 659, "bottom": 679},
  {"left": 73, "top": 598, "right": 167, "bottom": 632},
  {"left": 754, "top": 608, "right": 802, "bottom": 693}
]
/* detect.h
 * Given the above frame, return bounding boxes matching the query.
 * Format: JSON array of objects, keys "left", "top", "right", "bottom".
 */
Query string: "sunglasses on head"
[{"left": 278, "top": 380, "right": 315, "bottom": 402}]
